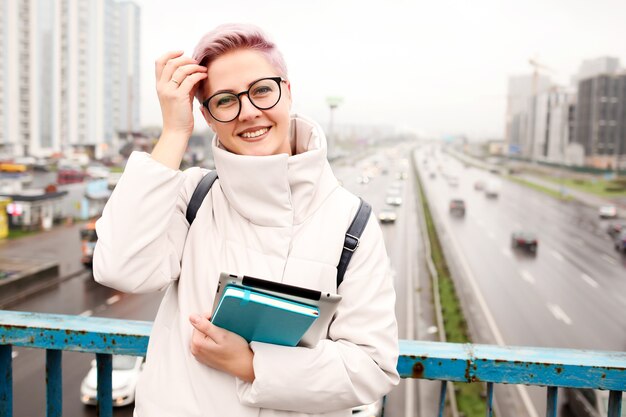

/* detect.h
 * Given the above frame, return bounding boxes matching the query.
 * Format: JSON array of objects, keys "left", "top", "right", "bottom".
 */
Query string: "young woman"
[{"left": 94, "top": 23, "right": 399, "bottom": 416}]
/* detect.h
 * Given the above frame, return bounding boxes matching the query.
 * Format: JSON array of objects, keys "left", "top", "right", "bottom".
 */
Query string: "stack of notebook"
[{"left": 211, "top": 284, "right": 320, "bottom": 346}]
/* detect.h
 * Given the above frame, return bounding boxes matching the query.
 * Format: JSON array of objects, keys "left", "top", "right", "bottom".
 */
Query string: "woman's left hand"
[{"left": 189, "top": 314, "right": 255, "bottom": 382}]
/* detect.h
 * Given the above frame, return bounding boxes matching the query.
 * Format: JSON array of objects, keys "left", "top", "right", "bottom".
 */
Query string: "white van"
[{"left": 485, "top": 179, "right": 501, "bottom": 198}]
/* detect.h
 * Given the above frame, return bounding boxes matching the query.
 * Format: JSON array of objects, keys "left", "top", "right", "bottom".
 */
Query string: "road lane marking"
[
  {"left": 441, "top": 210, "right": 540, "bottom": 417},
  {"left": 106, "top": 295, "right": 121, "bottom": 305},
  {"left": 547, "top": 303, "right": 572, "bottom": 325},
  {"left": 520, "top": 270, "right": 535, "bottom": 284},
  {"left": 601, "top": 254, "right": 618, "bottom": 265},
  {"left": 12, "top": 351, "right": 18, "bottom": 359},
  {"left": 580, "top": 273, "right": 599, "bottom": 289},
  {"left": 551, "top": 250, "right": 564, "bottom": 262},
  {"left": 80, "top": 310, "right": 93, "bottom": 317},
  {"left": 501, "top": 248, "right": 512, "bottom": 258}
]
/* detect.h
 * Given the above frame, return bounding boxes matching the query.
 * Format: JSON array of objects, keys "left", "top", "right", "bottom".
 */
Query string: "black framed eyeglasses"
[{"left": 202, "top": 76, "right": 285, "bottom": 123}]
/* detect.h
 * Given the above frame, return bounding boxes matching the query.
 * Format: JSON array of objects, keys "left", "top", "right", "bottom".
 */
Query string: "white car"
[
  {"left": 385, "top": 196, "right": 403, "bottom": 206},
  {"left": 485, "top": 179, "right": 501, "bottom": 198},
  {"left": 86, "top": 164, "right": 111, "bottom": 179},
  {"left": 80, "top": 355, "right": 144, "bottom": 407},
  {"left": 378, "top": 210, "right": 397, "bottom": 224},
  {"left": 598, "top": 205, "right": 618, "bottom": 219}
]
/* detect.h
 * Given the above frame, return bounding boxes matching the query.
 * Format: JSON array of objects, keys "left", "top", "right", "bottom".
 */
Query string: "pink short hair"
[{"left": 192, "top": 23, "right": 288, "bottom": 101}]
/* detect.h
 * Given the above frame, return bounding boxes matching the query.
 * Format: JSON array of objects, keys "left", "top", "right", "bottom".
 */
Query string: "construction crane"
[
  {"left": 528, "top": 58, "right": 555, "bottom": 74},
  {"left": 528, "top": 57, "right": 556, "bottom": 94}
]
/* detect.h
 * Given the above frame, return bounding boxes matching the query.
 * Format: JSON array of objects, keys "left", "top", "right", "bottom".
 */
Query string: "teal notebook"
[{"left": 211, "top": 285, "right": 320, "bottom": 346}]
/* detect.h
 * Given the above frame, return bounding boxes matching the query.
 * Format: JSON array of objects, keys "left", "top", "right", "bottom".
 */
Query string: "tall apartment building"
[
  {"left": 531, "top": 88, "right": 576, "bottom": 163},
  {"left": 0, "top": 0, "right": 140, "bottom": 159},
  {"left": 115, "top": 1, "right": 140, "bottom": 137},
  {"left": 572, "top": 57, "right": 621, "bottom": 86},
  {"left": 505, "top": 74, "right": 552, "bottom": 157},
  {"left": 573, "top": 73, "right": 626, "bottom": 169}
]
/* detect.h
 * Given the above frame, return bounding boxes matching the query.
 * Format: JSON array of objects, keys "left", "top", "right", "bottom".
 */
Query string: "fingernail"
[{"left": 190, "top": 314, "right": 200, "bottom": 324}]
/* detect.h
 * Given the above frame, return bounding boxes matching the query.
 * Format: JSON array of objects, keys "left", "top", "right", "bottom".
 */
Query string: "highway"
[{"left": 415, "top": 145, "right": 626, "bottom": 416}]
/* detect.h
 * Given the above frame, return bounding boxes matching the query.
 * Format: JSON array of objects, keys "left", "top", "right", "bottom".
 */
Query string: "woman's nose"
[{"left": 238, "top": 95, "right": 263, "bottom": 122}]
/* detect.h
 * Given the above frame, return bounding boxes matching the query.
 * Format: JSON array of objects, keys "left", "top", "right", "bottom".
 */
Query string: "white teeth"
[{"left": 240, "top": 128, "right": 268, "bottom": 138}]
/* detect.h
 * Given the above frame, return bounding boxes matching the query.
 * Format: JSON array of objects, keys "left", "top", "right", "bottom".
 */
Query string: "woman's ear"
[
  {"left": 200, "top": 106, "right": 215, "bottom": 132},
  {"left": 285, "top": 80, "right": 292, "bottom": 108}
]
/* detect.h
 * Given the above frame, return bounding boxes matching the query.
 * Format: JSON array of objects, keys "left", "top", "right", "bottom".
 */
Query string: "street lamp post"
[{"left": 326, "top": 96, "right": 343, "bottom": 158}]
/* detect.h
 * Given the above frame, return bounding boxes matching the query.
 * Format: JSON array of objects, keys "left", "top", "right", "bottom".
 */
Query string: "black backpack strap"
[
  {"left": 336, "top": 198, "right": 371, "bottom": 287},
  {"left": 185, "top": 171, "right": 218, "bottom": 225}
]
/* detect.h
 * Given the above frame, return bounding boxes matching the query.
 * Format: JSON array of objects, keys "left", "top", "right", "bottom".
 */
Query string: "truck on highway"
[{"left": 485, "top": 179, "right": 501, "bottom": 198}]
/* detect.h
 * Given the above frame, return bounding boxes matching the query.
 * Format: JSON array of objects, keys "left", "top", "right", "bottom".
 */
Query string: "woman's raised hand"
[
  {"left": 151, "top": 51, "right": 208, "bottom": 169},
  {"left": 155, "top": 51, "right": 208, "bottom": 139}
]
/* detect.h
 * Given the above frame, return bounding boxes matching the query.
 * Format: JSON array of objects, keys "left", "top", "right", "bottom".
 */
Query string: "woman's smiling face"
[{"left": 200, "top": 49, "right": 292, "bottom": 156}]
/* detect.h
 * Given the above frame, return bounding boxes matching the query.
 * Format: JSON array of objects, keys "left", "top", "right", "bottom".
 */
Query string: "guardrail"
[{"left": 1, "top": 310, "right": 625, "bottom": 417}]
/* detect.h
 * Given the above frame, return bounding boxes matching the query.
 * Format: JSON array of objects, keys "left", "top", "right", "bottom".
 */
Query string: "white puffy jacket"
[{"left": 93, "top": 114, "right": 400, "bottom": 417}]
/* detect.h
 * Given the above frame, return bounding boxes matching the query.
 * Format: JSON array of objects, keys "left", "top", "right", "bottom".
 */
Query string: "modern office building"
[
  {"left": 531, "top": 87, "right": 575, "bottom": 163},
  {"left": 573, "top": 72, "right": 626, "bottom": 170},
  {"left": 0, "top": 0, "right": 140, "bottom": 159},
  {"left": 505, "top": 74, "right": 552, "bottom": 157},
  {"left": 572, "top": 57, "right": 621, "bottom": 86}
]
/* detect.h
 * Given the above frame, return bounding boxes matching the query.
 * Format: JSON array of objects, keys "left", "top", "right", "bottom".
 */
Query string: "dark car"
[
  {"left": 607, "top": 221, "right": 626, "bottom": 238},
  {"left": 511, "top": 231, "right": 538, "bottom": 253},
  {"left": 449, "top": 199, "right": 466, "bottom": 216},
  {"left": 614, "top": 230, "right": 626, "bottom": 253},
  {"left": 563, "top": 388, "right": 625, "bottom": 417}
]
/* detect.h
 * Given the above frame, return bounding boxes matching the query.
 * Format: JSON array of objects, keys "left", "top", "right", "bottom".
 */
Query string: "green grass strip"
[
  {"left": 414, "top": 163, "right": 487, "bottom": 417},
  {"left": 538, "top": 176, "right": 626, "bottom": 198},
  {"left": 7, "top": 229, "right": 38, "bottom": 239},
  {"left": 506, "top": 175, "right": 574, "bottom": 201}
]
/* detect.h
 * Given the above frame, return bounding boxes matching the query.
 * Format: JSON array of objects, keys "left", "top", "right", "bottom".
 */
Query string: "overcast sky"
[{"left": 134, "top": 0, "right": 626, "bottom": 139}]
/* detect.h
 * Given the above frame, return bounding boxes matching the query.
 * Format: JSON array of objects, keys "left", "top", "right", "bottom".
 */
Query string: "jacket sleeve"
[
  {"left": 93, "top": 151, "right": 203, "bottom": 293},
  {"left": 235, "top": 215, "right": 400, "bottom": 413}
]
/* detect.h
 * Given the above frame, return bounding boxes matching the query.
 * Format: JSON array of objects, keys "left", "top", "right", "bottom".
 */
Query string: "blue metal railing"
[{"left": 1, "top": 310, "right": 625, "bottom": 417}]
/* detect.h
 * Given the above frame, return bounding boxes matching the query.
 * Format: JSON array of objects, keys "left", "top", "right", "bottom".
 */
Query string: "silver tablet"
[{"left": 213, "top": 272, "right": 342, "bottom": 348}]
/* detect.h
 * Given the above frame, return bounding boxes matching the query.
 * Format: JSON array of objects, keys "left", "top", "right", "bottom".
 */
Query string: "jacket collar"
[{"left": 212, "top": 114, "right": 339, "bottom": 227}]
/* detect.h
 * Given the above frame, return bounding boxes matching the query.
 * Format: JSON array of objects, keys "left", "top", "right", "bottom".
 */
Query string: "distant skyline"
[{"left": 134, "top": 0, "right": 626, "bottom": 139}]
